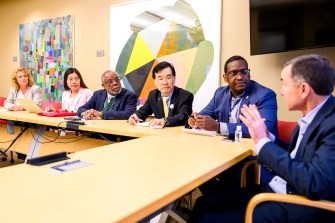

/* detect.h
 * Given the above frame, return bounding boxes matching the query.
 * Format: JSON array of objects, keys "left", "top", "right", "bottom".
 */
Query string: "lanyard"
[{"left": 228, "top": 93, "right": 244, "bottom": 123}]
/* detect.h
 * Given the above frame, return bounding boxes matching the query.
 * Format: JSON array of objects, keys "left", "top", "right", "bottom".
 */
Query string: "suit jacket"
[
  {"left": 259, "top": 96, "right": 335, "bottom": 201},
  {"left": 136, "top": 86, "right": 194, "bottom": 127},
  {"left": 4, "top": 85, "right": 42, "bottom": 109},
  {"left": 200, "top": 80, "right": 278, "bottom": 137},
  {"left": 62, "top": 87, "right": 93, "bottom": 112},
  {"left": 77, "top": 88, "right": 138, "bottom": 120}
]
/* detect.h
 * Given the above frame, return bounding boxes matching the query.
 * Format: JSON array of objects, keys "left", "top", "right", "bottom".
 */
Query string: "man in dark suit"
[
  {"left": 188, "top": 55, "right": 278, "bottom": 194},
  {"left": 128, "top": 61, "right": 193, "bottom": 128},
  {"left": 190, "top": 54, "right": 335, "bottom": 223},
  {"left": 77, "top": 70, "right": 138, "bottom": 120}
]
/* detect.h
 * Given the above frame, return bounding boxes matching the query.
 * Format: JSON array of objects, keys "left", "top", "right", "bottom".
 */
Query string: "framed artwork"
[
  {"left": 110, "top": 0, "right": 221, "bottom": 111},
  {"left": 19, "top": 15, "right": 74, "bottom": 103}
]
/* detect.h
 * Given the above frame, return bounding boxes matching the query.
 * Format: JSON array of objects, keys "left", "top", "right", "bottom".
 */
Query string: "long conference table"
[{"left": 0, "top": 110, "right": 255, "bottom": 223}]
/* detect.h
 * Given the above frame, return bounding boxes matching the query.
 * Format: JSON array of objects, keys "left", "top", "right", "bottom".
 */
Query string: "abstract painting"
[
  {"left": 110, "top": 0, "right": 221, "bottom": 111},
  {"left": 19, "top": 15, "right": 74, "bottom": 103}
]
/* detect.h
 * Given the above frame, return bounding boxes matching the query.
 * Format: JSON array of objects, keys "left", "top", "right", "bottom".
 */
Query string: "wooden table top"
[{"left": 0, "top": 109, "right": 255, "bottom": 223}]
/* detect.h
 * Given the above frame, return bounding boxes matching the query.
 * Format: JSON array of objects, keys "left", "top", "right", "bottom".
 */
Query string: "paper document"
[
  {"left": 50, "top": 160, "right": 92, "bottom": 173},
  {"left": 136, "top": 122, "right": 150, "bottom": 127},
  {"left": 136, "top": 122, "right": 164, "bottom": 129},
  {"left": 181, "top": 128, "right": 218, "bottom": 136}
]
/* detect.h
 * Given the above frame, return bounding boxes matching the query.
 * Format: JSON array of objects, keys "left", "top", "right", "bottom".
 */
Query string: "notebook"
[
  {"left": 181, "top": 128, "right": 218, "bottom": 136},
  {"left": 17, "top": 98, "right": 43, "bottom": 113},
  {"left": 37, "top": 111, "right": 77, "bottom": 117}
]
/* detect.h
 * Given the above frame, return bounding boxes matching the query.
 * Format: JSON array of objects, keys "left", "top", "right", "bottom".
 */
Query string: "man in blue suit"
[
  {"left": 190, "top": 54, "right": 335, "bottom": 223},
  {"left": 188, "top": 55, "right": 278, "bottom": 138},
  {"left": 77, "top": 70, "right": 138, "bottom": 120},
  {"left": 188, "top": 55, "right": 278, "bottom": 194}
]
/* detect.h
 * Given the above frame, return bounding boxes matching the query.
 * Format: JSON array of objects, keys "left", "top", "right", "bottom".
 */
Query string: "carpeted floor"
[{"left": 0, "top": 150, "right": 25, "bottom": 168}]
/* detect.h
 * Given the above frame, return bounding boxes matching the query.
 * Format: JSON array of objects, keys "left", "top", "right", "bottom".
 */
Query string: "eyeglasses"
[
  {"left": 68, "top": 77, "right": 80, "bottom": 82},
  {"left": 156, "top": 76, "right": 174, "bottom": 82},
  {"left": 105, "top": 78, "right": 120, "bottom": 85},
  {"left": 226, "top": 68, "right": 250, "bottom": 78}
]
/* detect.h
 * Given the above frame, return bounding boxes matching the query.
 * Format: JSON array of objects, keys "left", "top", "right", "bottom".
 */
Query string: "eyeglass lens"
[
  {"left": 106, "top": 78, "right": 120, "bottom": 84},
  {"left": 227, "top": 69, "right": 249, "bottom": 77}
]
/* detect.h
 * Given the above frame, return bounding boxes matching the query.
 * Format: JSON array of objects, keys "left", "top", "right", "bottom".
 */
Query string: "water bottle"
[{"left": 235, "top": 125, "right": 242, "bottom": 143}]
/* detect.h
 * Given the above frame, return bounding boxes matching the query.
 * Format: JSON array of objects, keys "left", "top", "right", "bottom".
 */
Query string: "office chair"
[
  {"left": 277, "top": 120, "right": 298, "bottom": 143},
  {"left": 245, "top": 193, "right": 335, "bottom": 223},
  {"left": 240, "top": 120, "right": 297, "bottom": 187},
  {"left": 0, "top": 97, "right": 30, "bottom": 163},
  {"left": 0, "top": 97, "right": 8, "bottom": 160}
]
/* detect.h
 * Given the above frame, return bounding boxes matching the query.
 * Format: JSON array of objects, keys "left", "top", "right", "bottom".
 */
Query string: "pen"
[
  {"left": 51, "top": 160, "right": 81, "bottom": 172},
  {"left": 63, "top": 159, "right": 81, "bottom": 165},
  {"left": 188, "top": 115, "right": 195, "bottom": 118},
  {"left": 131, "top": 116, "right": 143, "bottom": 122}
]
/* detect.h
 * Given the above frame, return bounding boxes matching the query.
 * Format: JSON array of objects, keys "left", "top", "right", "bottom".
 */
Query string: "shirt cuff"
[
  {"left": 255, "top": 138, "right": 271, "bottom": 155},
  {"left": 268, "top": 132, "right": 276, "bottom": 142},
  {"left": 219, "top": 122, "right": 229, "bottom": 135}
]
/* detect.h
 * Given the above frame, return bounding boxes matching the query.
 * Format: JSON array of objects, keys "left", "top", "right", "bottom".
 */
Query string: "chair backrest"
[
  {"left": 0, "top": 97, "right": 6, "bottom": 107},
  {"left": 0, "top": 97, "right": 7, "bottom": 124},
  {"left": 278, "top": 120, "right": 297, "bottom": 143}
]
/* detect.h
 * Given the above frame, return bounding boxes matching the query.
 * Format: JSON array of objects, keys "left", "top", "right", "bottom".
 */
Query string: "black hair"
[
  {"left": 224, "top": 55, "right": 248, "bottom": 73},
  {"left": 63, "top": 68, "right": 88, "bottom": 91},
  {"left": 152, "top": 61, "right": 176, "bottom": 79}
]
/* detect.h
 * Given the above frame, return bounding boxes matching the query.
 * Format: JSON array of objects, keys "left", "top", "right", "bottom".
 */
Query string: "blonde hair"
[{"left": 11, "top": 67, "right": 34, "bottom": 90}]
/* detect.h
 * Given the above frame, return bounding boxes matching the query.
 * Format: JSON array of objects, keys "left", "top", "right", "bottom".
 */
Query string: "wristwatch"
[{"left": 163, "top": 117, "right": 169, "bottom": 126}]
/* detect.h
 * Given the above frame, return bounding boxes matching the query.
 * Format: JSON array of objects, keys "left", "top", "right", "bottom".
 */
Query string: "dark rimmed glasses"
[{"left": 226, "top": 68, "right": 250, "bottom": 78}]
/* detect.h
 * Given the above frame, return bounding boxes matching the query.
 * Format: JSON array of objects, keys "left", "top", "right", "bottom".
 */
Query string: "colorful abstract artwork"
[
  {"left": 110, "top": 0, "right": 221, "bottom": 111},
  {"left": 19, "top": 15, "right": 74, "bottom": 103}
]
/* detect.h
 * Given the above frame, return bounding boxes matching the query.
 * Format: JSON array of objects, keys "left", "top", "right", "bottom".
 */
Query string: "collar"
[{"left": 161, "top": 88, "right": 174, "bottom": 101}]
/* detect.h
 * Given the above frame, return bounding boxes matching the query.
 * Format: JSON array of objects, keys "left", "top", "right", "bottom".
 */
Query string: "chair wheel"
[
  {"left": 2, "top": 157, "right": 7, "bottom": 162},
  {"left": 10, "top": 159, "right": 14, "bottom": 164}
]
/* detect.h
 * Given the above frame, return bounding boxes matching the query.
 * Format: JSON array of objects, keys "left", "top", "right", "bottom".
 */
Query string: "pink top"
[{"left": 62, "top": 87, "right": 93, "bottom": 112}]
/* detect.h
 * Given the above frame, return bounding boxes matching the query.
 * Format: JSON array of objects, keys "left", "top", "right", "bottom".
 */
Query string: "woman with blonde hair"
[
  {"left": 4, "top": 67, "right": 42, "bottom": 160},
  {"left": 4, "top": 67, "right": 42, "bottom": 111}
]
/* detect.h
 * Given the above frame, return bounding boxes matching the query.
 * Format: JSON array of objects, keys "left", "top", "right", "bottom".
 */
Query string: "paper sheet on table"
[
  {"left": 136, "top": 122, "right": 150, "bottom": 127},
  {"left": 149, "top": 124, "right": 163, "bottom": 129},
  {"left": 181, "top": 128, "right": 218, "bottom": 136},
  {"left": 49, "top": 160, "right": 92, "bottom": 173}
]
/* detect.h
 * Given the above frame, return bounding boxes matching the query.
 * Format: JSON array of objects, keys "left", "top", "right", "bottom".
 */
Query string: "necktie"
[
  {"left": 162, "top": 96, "right": 168, "bottom": 117},
  {"left": 103, "top": 97, "right": 115, "bottom": 111}
]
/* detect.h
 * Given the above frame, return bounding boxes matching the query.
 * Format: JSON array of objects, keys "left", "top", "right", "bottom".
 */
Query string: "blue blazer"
[
  {"left": 136, "top": 86, "right": 194, "bottom": 126},
  {"left": 77, "top": 88, "right": 138, "bottom": 120},
  {"left": 259, "top": 96, "right": 335, "bottom": 201},
  {"left": 200, "top": 80, "right": 278, "bottom": 137}
]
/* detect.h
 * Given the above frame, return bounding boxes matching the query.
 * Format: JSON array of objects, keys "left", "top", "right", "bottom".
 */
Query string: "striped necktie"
[
  {"left": 103, "top": 97, "right": 115, "bottom": 111},
  {"left": 162, "top": 96, "right": 168, "bottom": 117}
]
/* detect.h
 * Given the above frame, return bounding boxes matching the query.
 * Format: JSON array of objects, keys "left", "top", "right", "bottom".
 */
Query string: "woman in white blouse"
[
  {"left": 46, "top": 68, "right": 93, "bottom": 112},
  {"left": 4, "top": 67, "right": 42, "bottom": 111}
]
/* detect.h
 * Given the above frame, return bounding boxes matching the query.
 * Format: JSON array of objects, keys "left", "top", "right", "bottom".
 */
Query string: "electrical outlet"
[{"left": 96, "top": 50, "right": 104, "bottom": 57}]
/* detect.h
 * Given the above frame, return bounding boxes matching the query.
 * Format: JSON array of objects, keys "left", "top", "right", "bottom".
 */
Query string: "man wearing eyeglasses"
[
  {"left": 77, "top": 70, "right": 138, "bottom": 120},
  {"left": 128, "top": 61, "right": 193, "bottom": 128},
  {"left": 188, "top": 55, "right": 278, "bottom": 194}
]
